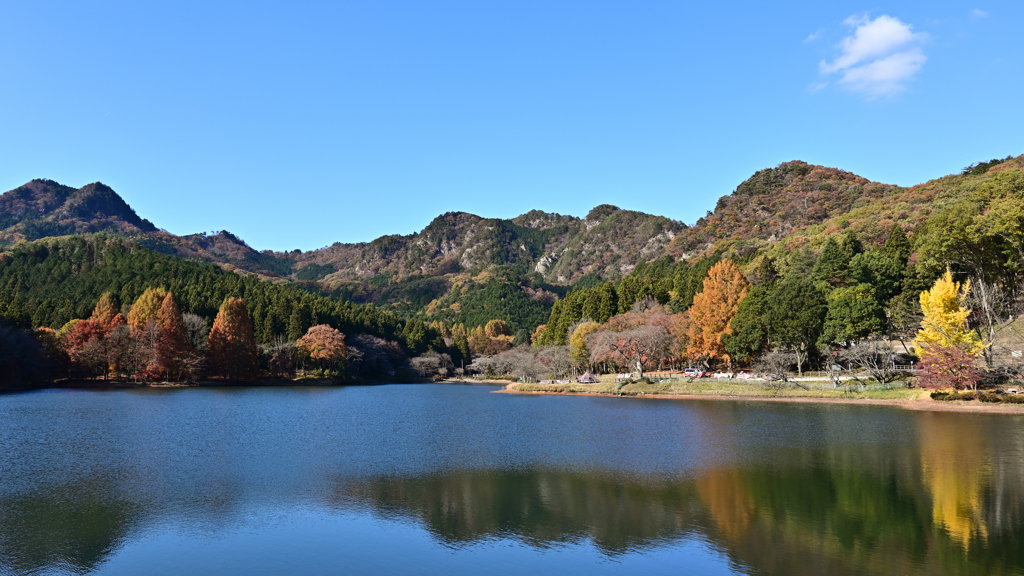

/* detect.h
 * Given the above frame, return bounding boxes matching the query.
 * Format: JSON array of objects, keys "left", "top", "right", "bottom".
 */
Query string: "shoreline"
[
  {"left": 0, "top": 378, "right": 424, "bottom": 393},
  {"left": 7, "top": 379, "right": 1024, "bottom": 414},
  {"left": 492, "top": 387, "right": 1024, "bottom": 414}
]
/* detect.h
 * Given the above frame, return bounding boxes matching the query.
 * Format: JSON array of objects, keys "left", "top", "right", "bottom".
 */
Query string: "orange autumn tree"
[
  {"left": 206, "top": 297, "right": 258, "bottom": 380},
  {"left": 687, "top": 260, "right": 750, "bottom": 366},
  {"left": 155, "top": 292, "right": 192, "bottom": 379},
  {"left": 90, "top": 292, "right": 125, "bottom": 334},
  {"left": 296, "top": 324, "right": 347, "bottom": 378}
]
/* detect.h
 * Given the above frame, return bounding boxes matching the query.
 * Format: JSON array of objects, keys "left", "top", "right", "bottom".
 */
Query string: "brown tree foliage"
[
  {"left": 89, "top": 293, "right": 121, "bottom": 334},
  {"left": 687, "top": 260, "right": 749, "bottom": 365},
  {"left": 155, "top": 293, "right": 192, "bottom": 379},
  {"left": 468, "top": 324, "right": 513, "bottom": 355},
  {"left": 63, "top": 319, "right": 105, "bottom": 376},
  {"left": 206, "top": 297, "right": 258, "bottom": 380},
  {"left": 296, "top": 324, "right": 347, "bottom": 377},
  {"left": 531, "top": 324, "right": 547, "bottom": 345},
  {"left": 484, "top": 319, "right": 512, "bottom": 338},
  {"left": 588, "top": 305, "right": 677, "bottom": 377}
]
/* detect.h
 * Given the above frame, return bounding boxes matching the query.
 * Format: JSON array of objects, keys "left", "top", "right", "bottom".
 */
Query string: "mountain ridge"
[{"left": 4, "top": 154, "right": 1021, "bottom": 326}]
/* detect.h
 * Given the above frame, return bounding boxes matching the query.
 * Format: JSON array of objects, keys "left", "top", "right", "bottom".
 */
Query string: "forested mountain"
[
  {"left": 3, "top": 153, "right": 1024, "bottom": 387},
  {"left": 2, "top": 154, "right": 1021, "bottom": 336},
  {"left": 0, "top": 180, "right": 157, "bottom": 244}
]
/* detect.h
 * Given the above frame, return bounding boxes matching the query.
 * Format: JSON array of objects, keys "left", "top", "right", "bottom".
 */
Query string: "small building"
[{"left": 577, "top": 371, "right": 599, "bottom": 384}]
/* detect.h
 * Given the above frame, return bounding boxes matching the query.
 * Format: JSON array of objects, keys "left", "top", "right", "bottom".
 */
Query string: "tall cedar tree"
[
  {"left": 768, "top": 276, "right": 828, "bottom": 376},
  {"left": 207, "top": 297, "right": 258, "bottom": 380},
  {"left": 687, "top": 260, "right": 749, "bottom": 365},
  {"left": 156, "top": 293, "right": 191, "bottom": 378},
  {"left": 127, "top": 287, "right": 168, "bottom": 327},
  {"left": 883, "top": 223, "right": 912, "bottom": 263},
  {"left": 812, "top": 238, "right": 851, "bottom": 288},
  {"left": 723, "top": 285, "right": 771, "bottom": 363}
]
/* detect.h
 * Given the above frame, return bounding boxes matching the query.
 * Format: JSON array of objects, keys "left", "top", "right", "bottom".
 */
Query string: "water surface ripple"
[{"left": 1, "top": 384, "right": 1023, "bottom": 575}]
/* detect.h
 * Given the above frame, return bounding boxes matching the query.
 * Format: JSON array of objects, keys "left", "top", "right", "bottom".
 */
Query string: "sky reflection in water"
[{"left": 1, "top": 384, "right": 1023, "bottom": 575}]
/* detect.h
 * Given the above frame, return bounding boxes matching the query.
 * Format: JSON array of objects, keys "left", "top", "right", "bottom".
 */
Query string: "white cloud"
[
  {"left": 970, "top": 8, "right": 988, "bottom": 19},
  {"left": 818, "top": 14, "right": 927, "bottom": 97},
  {"left": 838, "top": 48, "right": 926, "bottom": 96}
]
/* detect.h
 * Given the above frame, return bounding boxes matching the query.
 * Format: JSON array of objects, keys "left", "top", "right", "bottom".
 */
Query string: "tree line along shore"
[{"left": 3, "top": 161, "right": 1024, "bottom": 400}]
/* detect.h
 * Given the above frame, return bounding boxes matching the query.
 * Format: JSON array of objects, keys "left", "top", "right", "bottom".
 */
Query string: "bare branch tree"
[
  {"left": 590, "top": 325, "right": 672, "bottom": 379},
  {"left": 846, "top": 341, "right": 905, "bottom": 388},
  {"left": 968, "top": 275, "right": 1023, "bottom": 368}
]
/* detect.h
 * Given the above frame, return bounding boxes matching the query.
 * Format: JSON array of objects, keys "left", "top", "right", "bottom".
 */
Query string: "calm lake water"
[{"left": 1, "top": 384, "right": 1023, "bottom": 575}]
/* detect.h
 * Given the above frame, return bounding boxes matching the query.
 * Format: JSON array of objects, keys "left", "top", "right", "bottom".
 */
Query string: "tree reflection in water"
[{"left": 2, "top": 389, "right": 1024, "bottom": 576}]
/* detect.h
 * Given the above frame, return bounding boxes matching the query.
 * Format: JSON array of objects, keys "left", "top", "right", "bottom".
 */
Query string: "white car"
[{"left": 713, "top": 372, "right": 734, "bottom": 379}]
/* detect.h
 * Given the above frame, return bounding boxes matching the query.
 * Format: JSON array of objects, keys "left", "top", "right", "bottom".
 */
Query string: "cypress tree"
[
  {"left": 883, "top": 223, "right": 912, "bottom": 263},
  {"left": 812, "top": 238, "right": 851, "bottom": 288}
]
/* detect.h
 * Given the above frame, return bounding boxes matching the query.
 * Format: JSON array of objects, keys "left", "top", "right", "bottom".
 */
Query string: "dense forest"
[{"left": 2, "top": 154, "right": 1023, "bottom": 389}]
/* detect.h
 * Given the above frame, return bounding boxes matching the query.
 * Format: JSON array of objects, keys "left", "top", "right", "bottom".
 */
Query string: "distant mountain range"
[{"left": 3, "top": 154, "right": 1021, "bottom": 322}]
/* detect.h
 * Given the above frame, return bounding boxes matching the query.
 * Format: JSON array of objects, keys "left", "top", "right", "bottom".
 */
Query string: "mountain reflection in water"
[{"left": 1, "top": 385, "right": 1023, "bottom": 576}]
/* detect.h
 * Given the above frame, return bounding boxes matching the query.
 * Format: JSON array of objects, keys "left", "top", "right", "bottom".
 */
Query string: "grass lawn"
[{"left": 506, "top": 375, "right": 925, "bottom": 401}]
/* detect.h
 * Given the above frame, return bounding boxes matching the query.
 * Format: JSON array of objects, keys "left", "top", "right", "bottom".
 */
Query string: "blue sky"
[{"left": 1, "top": 1, "right": 1021, "bottom": 251}]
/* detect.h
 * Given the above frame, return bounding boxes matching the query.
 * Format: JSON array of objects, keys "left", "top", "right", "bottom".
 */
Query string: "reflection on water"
[
  {"left": 1, "top": 385, "right": 1023, "bottom": 575},
  {"left": 920, "top": 412, "right": 991, "bottom": 549}
]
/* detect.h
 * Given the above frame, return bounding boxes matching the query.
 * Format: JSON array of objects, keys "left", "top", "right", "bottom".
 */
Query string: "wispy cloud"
[
  {"left": 818, "top": 14, "right": 927, "bottom": 98},
  {"left": 970, "top": 8, "right": 988, "bottom": 19}
]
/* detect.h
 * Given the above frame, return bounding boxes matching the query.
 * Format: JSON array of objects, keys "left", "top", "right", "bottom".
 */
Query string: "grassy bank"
[
  {"left": 499, "top": 374, "right": 1024, "bottom": 413},
  {"left": 505, "top": 377, "right": 924, "bottom": 400}
]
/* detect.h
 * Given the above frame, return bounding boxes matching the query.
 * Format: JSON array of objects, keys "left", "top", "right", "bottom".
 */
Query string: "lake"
[{"left": 1, "top": 384, "right": 1023, "bottom": 575}]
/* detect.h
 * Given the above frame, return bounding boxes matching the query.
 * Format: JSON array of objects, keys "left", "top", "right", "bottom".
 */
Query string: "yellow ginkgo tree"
[{"left": 914, "top": 270, "right": 984, "bottom": 356}]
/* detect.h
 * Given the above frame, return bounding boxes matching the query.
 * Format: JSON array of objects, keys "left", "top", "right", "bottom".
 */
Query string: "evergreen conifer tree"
[
  {"left": 883, "top": 223, "right": 912, "bottom": 264},
  {"left": 812, "top": 238, "right": 851, "bottom": 288}
]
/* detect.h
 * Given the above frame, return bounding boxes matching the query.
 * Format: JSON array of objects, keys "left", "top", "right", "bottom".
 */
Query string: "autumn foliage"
[
  {"left": 687, "top": 260, "right": 749, "bottom": 364},
  {"left": 296, "top": 324, "right": 347, "bottom": 377},
  {"left": 207, "top": 297, "right": 258, "bottom": 379},
  {"left": 917, "top": 345, "right": 985, "bottom": 391},
  {"left": 915, "top": 270, "right": 983, "bottom": 356}
]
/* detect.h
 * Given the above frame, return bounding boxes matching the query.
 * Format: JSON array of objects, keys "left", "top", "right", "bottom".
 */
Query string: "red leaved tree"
[
  {"left": 917, "top": 345, "right": 985, "bottom": 391},
  {"left": 63, "top": 319, "right": 106, "bottom": 378}
]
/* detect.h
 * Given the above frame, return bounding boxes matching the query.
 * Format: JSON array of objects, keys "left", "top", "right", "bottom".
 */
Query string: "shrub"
[
  {"left": 1003, "top": 394, "right": 1024, "bottom": 404},
  {"left": 979, "top": 392, "right": 1002, "bottom": 403},
  {"left": 959, "top": 390, "right": 977, "bottom": 401}
]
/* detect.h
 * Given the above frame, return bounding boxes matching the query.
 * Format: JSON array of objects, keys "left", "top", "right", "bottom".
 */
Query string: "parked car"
[
  {"left": 683, "top": 368, "right": 701, "bottom": 377},
  {"left": 713, "top": 372, "right": 734, "bottom": 378},
  {"left": 736, "top": 371, "right": 752, "bottom": 379}
]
